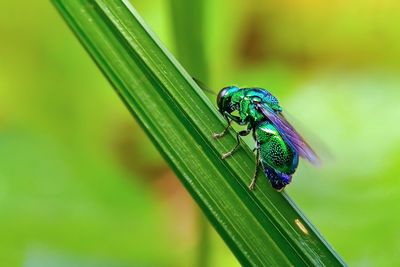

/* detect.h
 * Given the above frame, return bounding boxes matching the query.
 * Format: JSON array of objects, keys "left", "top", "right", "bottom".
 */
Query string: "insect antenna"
[{"left": 192, "top": 77, "right": 216, "bottom": 95}]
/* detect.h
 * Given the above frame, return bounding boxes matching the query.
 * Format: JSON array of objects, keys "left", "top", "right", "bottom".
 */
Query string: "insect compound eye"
[
  {"left": 217, "top": 87, "right": 231, "bottom": 112},
  {"left": 217, "top": 86, "right": 240, "bottom": 113},
  {"left": 217, "top": 87, "right": 229, "bottom": 105}
]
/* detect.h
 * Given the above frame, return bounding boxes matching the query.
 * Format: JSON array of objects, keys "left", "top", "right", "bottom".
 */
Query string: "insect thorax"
[{"left": 231, "top": 89, "right": 269, "bottom": 123}]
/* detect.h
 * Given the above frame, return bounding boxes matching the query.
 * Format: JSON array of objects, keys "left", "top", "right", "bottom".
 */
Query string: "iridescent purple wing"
[{"left": 256, "top": 103, "right": 320, "bottom": 165}]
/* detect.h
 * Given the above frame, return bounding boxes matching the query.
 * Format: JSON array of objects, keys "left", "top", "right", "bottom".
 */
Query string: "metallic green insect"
[{"left": 214, "top": 86, "right": 319, "bottom": 191}]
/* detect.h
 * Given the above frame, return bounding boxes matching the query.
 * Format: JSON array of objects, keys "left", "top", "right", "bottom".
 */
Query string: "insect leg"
[
  {"left": 213, "top": 113, "right": 242, "bottom": 139},
  {"left": 249, "top": 144, "right": 260, "bottom": 190},
  {"left": 213, "top": 118, "right": 232, "bottom": 139},
  {"left": 221, "top": 129, "right": 250, "bottom": 159}
]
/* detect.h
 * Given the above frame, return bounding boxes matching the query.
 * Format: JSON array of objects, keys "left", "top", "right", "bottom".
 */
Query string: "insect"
[{"left": 214, "top": 86, "right": 319, "bottom": 191}]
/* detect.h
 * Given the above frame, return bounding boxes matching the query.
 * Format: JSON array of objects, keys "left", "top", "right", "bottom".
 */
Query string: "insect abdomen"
[{"left": 256, "top": 121, "right": 299, "bottom": 190}]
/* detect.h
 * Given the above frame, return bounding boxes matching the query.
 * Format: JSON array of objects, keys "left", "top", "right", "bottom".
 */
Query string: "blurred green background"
[{"left": 1, "top": 0, "right": 400, "bottom": 266}]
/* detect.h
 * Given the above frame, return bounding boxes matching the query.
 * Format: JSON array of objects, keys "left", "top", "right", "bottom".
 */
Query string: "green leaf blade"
[{"left": 51, "top": 0, "right": 346, "bottom": 266}]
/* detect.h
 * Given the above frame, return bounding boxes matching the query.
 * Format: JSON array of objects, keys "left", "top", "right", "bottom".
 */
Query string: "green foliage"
[{"left": 52, "top": 0, "right": 345, "bottom": 266}]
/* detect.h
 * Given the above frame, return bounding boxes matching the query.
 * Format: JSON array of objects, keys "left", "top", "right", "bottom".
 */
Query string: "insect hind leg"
[{"left": 248, "top": 144, "right": 261, "bottom": 190}]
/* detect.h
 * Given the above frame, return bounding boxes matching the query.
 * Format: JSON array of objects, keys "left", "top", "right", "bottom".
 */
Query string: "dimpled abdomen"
[{"left": 256, "top": 122, "right": 298, "bottom": 174}]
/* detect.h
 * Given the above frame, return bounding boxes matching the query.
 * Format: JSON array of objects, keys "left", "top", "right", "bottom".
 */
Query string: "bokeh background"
[{"left": 1, "top": 0, "right": 400, "bottom": 266}]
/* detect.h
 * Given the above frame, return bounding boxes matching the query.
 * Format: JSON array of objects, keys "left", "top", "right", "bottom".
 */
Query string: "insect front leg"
[
  {"left": 213, "top": 113, "right": 242, "bottom": 139},
  {"left": 249, "top": 144, "right": 260, "bottom": 190},
  {"left": 221, "top": 129, "right": 251, "bottom": 159},
  {"left": 212, "top": 117, "right": 232, "bottom": 139}
]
